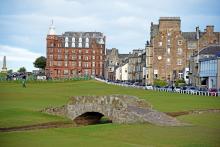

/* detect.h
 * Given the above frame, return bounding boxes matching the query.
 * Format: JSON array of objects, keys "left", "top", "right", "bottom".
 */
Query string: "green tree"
[
  {"left": 7, "top": 69, "right": 13, "bottom": 74},
  {"left": 175, "top": 79, "right": 186, "bottom": 86},
  {"left": 153, "top": 79, "right": 167, "bottom": 87},
  {"left": 33, "top": 56, "right": 46, "bottom": 69},
  {"left": 18, "top": 67, "right": 26, "bottom": 73}
]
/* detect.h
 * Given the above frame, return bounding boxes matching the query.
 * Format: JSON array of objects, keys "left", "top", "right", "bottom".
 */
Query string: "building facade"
[
  {"left": 128, "top": 49, "right": 146, "bottom": 83},
  {"left": 104, "top": 48, "right": 128, "bottom": 81},
  {"left": 191, "top": 45, "right": 220, "bottom": 89},
  {"left": 45, "top": 23, "right": 105, "bottom": 79},
  {"left": 146, "top": 17, "right": 220, "bottom": 85}
]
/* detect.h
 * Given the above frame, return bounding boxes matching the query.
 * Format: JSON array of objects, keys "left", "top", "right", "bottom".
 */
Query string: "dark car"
[{"left": 208, "top": 88, "right": 218, "bottom": 96}]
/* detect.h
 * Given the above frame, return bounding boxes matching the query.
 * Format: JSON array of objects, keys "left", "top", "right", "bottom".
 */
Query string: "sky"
[{"left": 0, "top": 0, "right": 220, "bottom": 72}]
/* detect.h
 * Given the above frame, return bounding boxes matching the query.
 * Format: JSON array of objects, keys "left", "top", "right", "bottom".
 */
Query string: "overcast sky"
[{"left": 0, "top": 0, "right": 220, "bottom": 71}]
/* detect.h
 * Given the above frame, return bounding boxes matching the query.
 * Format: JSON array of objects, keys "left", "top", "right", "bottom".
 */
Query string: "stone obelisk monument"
[{"left": 1, "top": 56, "right": 7, "bottom": 73}]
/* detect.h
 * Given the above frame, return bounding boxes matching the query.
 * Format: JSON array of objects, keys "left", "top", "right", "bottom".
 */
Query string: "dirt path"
[
  {"left": 1, "top": 108, "right": 220, "bottom": 133},
  {"left": 0, "top": 121, "right": 75, "bottom": 132},
  {"left": 165, "top": 108, "right": 220, "bottom": 117}
]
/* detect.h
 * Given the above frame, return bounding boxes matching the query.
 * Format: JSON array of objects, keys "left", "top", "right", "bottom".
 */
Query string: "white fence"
[{"left": 95, "top": 77, "right": 220, "bottom": 97}]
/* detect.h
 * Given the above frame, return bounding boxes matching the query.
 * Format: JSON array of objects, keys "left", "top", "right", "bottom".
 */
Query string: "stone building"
[
  {"left": 146, "top": 17, "right": 220, "bottom": 85},
  {"left": 190, "top": 45, "right": 220, "bottom": 89},
  {"left": 104, "top": 48, "right": 128, "bottom": 81},
  {"left": 128, "top": 49, "right": 146, "bottom": 83},
  {"left": 45, "top": 22, "right": 105, "bottom": 79}
]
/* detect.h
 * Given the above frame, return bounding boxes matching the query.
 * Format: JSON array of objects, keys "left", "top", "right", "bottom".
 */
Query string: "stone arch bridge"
[{"left": 65, "top": 95, "right": 183, "bottom": 126}]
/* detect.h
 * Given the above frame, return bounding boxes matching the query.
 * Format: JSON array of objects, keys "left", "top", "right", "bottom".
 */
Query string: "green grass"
[{"left": 0, "top": 80, "right": 220, "bottom": 146}]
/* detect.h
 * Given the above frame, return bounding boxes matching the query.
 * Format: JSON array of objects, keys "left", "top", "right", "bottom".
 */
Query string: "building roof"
[
  {"left": 182, "top": 32, "right": 205, "bottom": 41},
  {"left": 118, "top": 54, "right": 129, "bottom": 59},
  {"left": 62, "top": 32, "right": 104, "bottom": 38},
  {"left": 199, "top": 45, "right": 220, "bottom": 55}
]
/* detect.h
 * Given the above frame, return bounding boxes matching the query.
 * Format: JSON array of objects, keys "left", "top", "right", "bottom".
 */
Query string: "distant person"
[
  {"left": 22, "top": 74, "right": 26, "bottom": 88},
  {"left": 171, "top": 85, "right": 174, "bottom": 92}
]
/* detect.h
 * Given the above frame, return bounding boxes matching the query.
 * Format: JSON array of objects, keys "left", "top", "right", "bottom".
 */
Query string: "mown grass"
[{"left": 0, "top": 80, "right": 220, "bottom": 146}]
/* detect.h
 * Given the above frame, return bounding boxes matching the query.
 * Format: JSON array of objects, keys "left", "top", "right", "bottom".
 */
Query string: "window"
[
  {"left": 78, "top": 61, "right": 81, "bottom": 67},
  {"left": 84, "top": 62, "right": 89, "bottom": 68},
  {"left": 65, "top": 37, "right": 68, "bottom": 42},
  {"left": 72, "top": 55, "right": 76, "bottom": 60},
  {"left": 64, "top": 70, "right": 68, "bottom": 75},
  {"left": 85, "top": 43, "right": 89, "bottom": 48},
  {"left": 100, "top": 50, "right": 102, "bottom": 54},
  {"left": 84, "top": 69, "right": 89, "bottom": 75},
  {"left": 65, "top": 55, "right": 68, "bottom": 60},
  {"left": 167, "top": 48, "right": 170, "bottom": 54},
  {"left": 92, "top": 69, "right": 95, "bottom": 75},
  {"left": 49, "top": 54, "right": 53, "bottom": 59},
  {"left": 78, "top": 42, "right": 82, "bottom": 48},
  {"left": 72, "top": 37, "right": 75, "bottom": 42},
  {"left": 167, "top": 39, "right": 171, "bottom": 45},
  {"left": 78, "top": 56, "right": 81, "bottom": 60},
  {"left": 58, "top": 55, "right": 62, "bottom": 60},
  {"left": 92, "top": 56, "right": 95, "bottom": 60},
  {"left": 86, "top": 50, "right": 88, "bottom": 53},
  {"left": 72, "top": 43, "right": 75, "bottom": 47},
  {"left": 50, "top": 48, "right": 53, "bottom": 53},
  {"left": 72, "top": 61, "right": 76, "bottom": 66},
  {"left": 93, "top": 50, "right": 95, "bottom": 54},
  {"left": 86, "top": 37, "right": 89, "bottom": 42},
  {"left": 65, "top": 42, "right": 68, "bottom": 47},
  {"left": 65, "top": 49, "right": 68, "bottom": 54},
  {"left": 79, "top": 37, "right": 82, "bottom": 42},
  {"left": 58, "top": 49, "right": 61, "bottom": 53},
  {"left": 85, "top": 56, "right": 88, "bottom": 60},
  {"left": 64, "top": 61, "right": 68, "bottom": 67},
  {"left": 79, "top": 50, "right": 82, "bottom": 54},
  {"left": 158, "top": 42, "right": 162, "bottom": 46},
  {"left": 49, "top": 61, "right": 53, "bottom": 66},
  {"left": 72, "top": 49, "right": 75, "bottom": 53},
  {"left": 177, "top": 48, "right": 182, "bottom": 55},
  {"left": 92, "top": 62, "right": 95, "bottom": 67},
  {"left": 100, "top": 56, "right": 102, "bottom": 60},
  {"left": 167, "top": 32, "right": 171, "bottom": 36},
  {"left": 58, "top": 61, "right": 62, "bottom": 66},
  {"left": 167, "top": 58, "right": 170, "bottom": 65},
  {"left": 177, "top": 59, "right": 182, "bottom": 65},
  {"left": 100, "top": 62, "right": 102, "bottom": 67},
  {"left": 50, "top": 43, "right": 54, "bottom": 47},
  {"left": 178, "top": 40, "right": 182, "bottom": 45}
]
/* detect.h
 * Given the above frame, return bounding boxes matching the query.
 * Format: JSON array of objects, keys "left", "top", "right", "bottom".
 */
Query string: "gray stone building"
[
  {"left": 104, "top": 48, "right": 128, "bottom": 80},
  {"left": 128, "top": 49, "right": 146, "bottom": 83},
  {"left": 146, "top": 17, "right": 220, "bottom": 85}
]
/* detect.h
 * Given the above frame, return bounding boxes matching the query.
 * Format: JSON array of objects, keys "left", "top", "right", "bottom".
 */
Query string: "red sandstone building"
[{"left": 45, "top": 22, "right": 106, "bottom": 79}]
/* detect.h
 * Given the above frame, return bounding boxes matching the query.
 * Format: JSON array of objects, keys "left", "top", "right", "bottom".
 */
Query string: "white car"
[{"left": 145, "top": 85, "right": 153, "bottom": 90}]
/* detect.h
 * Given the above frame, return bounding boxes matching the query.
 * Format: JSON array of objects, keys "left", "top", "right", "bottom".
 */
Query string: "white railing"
[{"left": 94, "top": 78, "right": 220, "bottom": 97}]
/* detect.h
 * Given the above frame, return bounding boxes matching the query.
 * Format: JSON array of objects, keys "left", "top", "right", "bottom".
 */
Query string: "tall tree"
[
  {"left": 33, "top": 56, "right": 46, "bottom": 69},
  {"left": 18, "top": 67, "right": 26, "bottom": 73}
]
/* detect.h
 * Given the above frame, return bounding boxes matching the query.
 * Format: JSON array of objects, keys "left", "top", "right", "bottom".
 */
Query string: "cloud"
[{"left": 0, "top": 45, "right": 42, "bottom": 62}]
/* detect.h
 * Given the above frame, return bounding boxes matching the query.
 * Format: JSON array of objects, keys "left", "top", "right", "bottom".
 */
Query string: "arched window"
[
  {"left": 79, "top": 37, "right": 82, "bottom": 42},
  {"left": 65, "top": 37, "right": 69, "bottom": 42},
  {"left": 65, "top": 42, "right": 68, "bottom": 47},
  {"left": 72, "top": 37, "right": 75, "bottom": 42}
]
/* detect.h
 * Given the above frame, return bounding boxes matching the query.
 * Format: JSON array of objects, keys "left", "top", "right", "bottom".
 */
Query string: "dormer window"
[
  {"left": 65, "top": 42, "right": 68, "bottom": 47},
  {"left": 72, "top": 37, "right": 75, "bottom": 42},
  {"left": 65, "top": 37, "right": 69, "bottom": 42},
  {"left": 86, "top": 38, "right": 89, "bottom": 42},
  {"left": 79, "top": 37, "right": 82, "bottom": 42}
]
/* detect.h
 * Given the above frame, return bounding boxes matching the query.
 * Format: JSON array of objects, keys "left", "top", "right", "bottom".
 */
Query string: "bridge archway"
[{"left": 74, "top": 112, "right": 112, "bottom": 125}]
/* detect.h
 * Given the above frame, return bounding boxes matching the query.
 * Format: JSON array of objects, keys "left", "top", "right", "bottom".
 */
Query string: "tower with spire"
[
  {"left": 48, "top": 20, "right": 56, "bottom": 35},
  {"left": 1, "top": 56, "right": 7, "bottom": 73}
]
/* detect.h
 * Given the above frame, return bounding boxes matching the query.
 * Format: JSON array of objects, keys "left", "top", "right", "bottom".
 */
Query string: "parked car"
[
  {"left": 145, "top": 85, "right": 153, "bottom": 90},
  {"left": 186, "top": 87, "right": 198, "bottom": 94},
  {"left": 208, "top": 88, "right": 218, "bottom": 96},
  {"left": 174, "top": 87, "right": 181, "bottom": 92}
]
